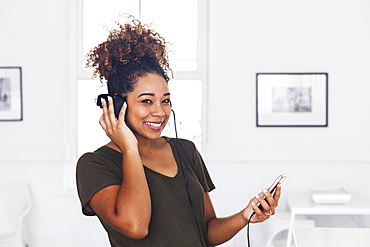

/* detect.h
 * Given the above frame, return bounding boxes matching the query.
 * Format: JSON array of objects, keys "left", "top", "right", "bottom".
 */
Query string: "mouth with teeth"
[{"left": 144, "top": 121, "right": 164, "bottom": 131}]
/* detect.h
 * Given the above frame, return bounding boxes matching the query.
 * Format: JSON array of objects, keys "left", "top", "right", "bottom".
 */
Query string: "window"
[
  {"left": 82, "top": 0, "right": 199, "bottom": 72},
  {"left": 77, "top": 0, "right": 208, "bottom": 156}
]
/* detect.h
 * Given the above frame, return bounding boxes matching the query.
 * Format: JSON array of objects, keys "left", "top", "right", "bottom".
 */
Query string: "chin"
[
  {"left": 137, "top": 131, "right": 163, "bottom": 140},
  {"left": 146, "top": 133, "right": 163, "bottom": 140}
]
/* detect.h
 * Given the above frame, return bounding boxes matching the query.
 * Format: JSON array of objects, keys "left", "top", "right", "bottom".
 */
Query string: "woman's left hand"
[{"left": 242, "top": 183, "right": 282, "bottom": 223}]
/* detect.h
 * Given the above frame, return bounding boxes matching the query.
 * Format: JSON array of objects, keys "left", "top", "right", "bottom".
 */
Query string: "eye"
[
  {"left": 162, "top": 99, "right": 171, "bottom": 104},
  {"left": 141, "top": 99, "right": 152, "bottom": 104}
]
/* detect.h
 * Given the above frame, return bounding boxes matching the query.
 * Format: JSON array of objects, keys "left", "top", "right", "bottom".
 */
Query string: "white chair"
[
  {"left": 248, "top": 212, "right": 315, "bottom": 247},
  {"left": 0, "top": 182, "right": 32, "bottom": 247},
  {"left": 266, "top": 212, "right": 316, "bottom": 247}
]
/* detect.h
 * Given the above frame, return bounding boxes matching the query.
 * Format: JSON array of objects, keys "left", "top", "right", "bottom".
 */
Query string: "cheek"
[
  {"left": 166, "top": 109, "right": 172, "bottom": 119},
  {"left": 125, "top": 107, "right": 148, "bottom": 124}
]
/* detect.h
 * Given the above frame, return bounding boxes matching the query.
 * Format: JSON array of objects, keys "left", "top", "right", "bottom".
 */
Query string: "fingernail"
[
  {"left": 263, "top": 188, "right": 268, "bottom": 193},
  {"left": 251, "top": 202, "right": 255, "bottom": 206},
  {"left": 255, "top": 194, "right": 260, "bottom": 199},
  {"left": 108, "top": 96, "right": 112, "bottom": 101}
]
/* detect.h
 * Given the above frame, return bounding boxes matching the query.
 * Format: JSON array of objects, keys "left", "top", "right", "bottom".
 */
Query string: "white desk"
[
  {"left": 286, "top": 194, "right": 370, "bottom": 247},
  {"left": 294, "top": 227, "right": 370, "bottom": 247}
]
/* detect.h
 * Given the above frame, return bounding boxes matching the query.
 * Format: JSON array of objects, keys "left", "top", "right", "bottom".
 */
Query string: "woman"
[{"left": 76, "top": 16, "right": 281, "bottom": 247}]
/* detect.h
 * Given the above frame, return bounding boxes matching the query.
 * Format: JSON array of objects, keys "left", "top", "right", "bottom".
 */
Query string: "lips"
[{"left": 144, "top": 121, "right": 164, "bottom": 130}]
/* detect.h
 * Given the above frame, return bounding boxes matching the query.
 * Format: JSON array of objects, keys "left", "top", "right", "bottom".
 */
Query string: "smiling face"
[{"left": 125, "top": 73, "right": 171, "bottom": 140}]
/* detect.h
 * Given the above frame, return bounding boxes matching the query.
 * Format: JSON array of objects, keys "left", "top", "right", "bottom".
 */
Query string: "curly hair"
[{"left": 86, "top": 15, "right": 173, "bottom": 95}]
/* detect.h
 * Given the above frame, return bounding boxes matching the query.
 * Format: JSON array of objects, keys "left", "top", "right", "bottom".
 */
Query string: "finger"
[
  {"left": 107, "top": 96, "right": 117, "bottom": 124},
  {"left": 100, "top": 96, "right": 110, "bottom": 123},
  {"left": 255, "top": 193, "right": 272, "bottom": 213},
  {"left": 99, "top": 114, "right": 107, "bottom": 131},
  {"left": 117, "top": 102, "right": 127, "bottom": 123},
  {"left": 99, "top": 96, "right": 115, "bottom": 137},
  {"left": 251, "top": 201, "right": 270, "bottom": 220},
  {"left": 271, "top": 184, "right": 282, "bottom": 214},
  {"left": 268, "top": 184, "right": 282, "bottom": 214},
  {"left": 265, "top": 185, "right": 282, "bottom": 214},
  {"left": 262, "top": 188, "right": 279, "bottom": 215},
  {"left": 262, "top": 188, "right": 276, "bottom": 209},
  {"left": 273, "top": 183, "right": 282, "bottom": 201},
  {"left": 264, "top": 210, "right": 273, "bottom": 216},
  {"left": 251, "top": 201, "right": 263, "bottom": 215}
]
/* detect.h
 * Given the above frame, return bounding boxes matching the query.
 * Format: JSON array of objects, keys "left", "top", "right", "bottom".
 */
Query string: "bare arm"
[
  {"left": 88, "top": 97, "right": 151, "bottom": 239},
  {"left": 205, "top": 184, "right": 282, "bottom": 246}
]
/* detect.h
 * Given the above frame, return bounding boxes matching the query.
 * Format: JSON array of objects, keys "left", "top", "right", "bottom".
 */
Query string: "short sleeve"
[
  {"left": 192, "top": 145, "right": 215, "bottom": 193},
  {"left": 76, "top": 152, "right": 122, "bottom": 216}
]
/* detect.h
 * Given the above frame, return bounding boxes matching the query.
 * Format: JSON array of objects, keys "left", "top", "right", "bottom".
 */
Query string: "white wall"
[
  {"left": 0, "top": 0, "right": 369, "bottom": 246},
  {"left": 0, "top": 0, "right": 109, "bottom": 246},
  {"left": 206, "top": 0, "right": 370, "bottom": 246}
]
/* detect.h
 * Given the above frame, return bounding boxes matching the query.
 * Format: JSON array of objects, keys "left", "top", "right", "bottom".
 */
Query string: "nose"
[{"left": 151, "top": 103, "right": 166, "bottom": 117}]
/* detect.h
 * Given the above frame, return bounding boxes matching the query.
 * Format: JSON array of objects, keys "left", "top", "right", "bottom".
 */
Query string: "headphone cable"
[
  {"left": 246, "top": 212, "right": 255, "bottom": 247},
  {"left": 171, "top": 109, "right": 205, "bottom": 247}
]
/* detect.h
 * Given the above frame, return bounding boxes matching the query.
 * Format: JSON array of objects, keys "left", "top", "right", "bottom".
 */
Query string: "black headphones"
[{"left": 96, "top": 94, "right": 127, "bottom": 119}]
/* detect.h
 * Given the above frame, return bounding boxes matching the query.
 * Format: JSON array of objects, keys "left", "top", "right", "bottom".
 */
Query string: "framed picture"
[
  {"left": 0, "top": 67, "right": 23, "bottom": 121},
  {"left": 256, "top": 73, "right": 328, "bottom": 127}
]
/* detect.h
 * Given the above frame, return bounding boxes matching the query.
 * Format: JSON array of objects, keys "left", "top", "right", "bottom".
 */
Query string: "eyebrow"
[{"left": 138, "top": 93, "right": 170, "bottom": 98}]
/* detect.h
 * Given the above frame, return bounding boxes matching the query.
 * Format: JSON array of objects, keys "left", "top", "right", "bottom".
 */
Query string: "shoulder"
[
  {"left": 77, "top": 147, "right": 105, "bottom": 165},
  {"left": 77, "top": 146, "right": 120, "bottom": 170}
]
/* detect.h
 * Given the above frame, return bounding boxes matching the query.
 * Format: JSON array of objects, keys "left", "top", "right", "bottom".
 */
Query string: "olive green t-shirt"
[{"left": 76, "top": 137, "right": 215, "bottom": 247}]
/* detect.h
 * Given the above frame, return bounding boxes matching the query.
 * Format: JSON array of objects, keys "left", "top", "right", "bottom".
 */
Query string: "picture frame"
[
  {"left": 256, "top": 73, "right": 328, "bottom": 127},
  {"left": 0, "top": 67, "right": 23, "bottom": 121}
]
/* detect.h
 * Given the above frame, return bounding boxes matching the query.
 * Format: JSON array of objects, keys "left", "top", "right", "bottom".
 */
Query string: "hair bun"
[{"left": 86, "top": 15, "right": 172, "bottom": 95}]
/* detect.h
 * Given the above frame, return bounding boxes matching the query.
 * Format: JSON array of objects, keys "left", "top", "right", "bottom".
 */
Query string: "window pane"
[
  {"left": 141, "top": 0, "right": 198, "bottom": 71},
  {"left": 83, "top": 0, "right": 198, "bottom": 72},
  {"left": 83, "top": 0, "right": 139, "bottom": 60}
]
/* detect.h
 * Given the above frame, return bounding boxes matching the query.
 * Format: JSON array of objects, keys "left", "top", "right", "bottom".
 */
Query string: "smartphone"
[
  {"left": 96, "top": 94, "right": 126, "bottom": 119},
  {"left": 267, "top": 174, "right": 286, "bottom": 194},
  {"left": 257, "top": 174, "right": 287, "bottom": 210}
]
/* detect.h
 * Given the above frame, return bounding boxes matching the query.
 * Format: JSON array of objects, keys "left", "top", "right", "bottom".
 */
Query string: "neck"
[
  {"left": 136, "top": 134, "right": 166, "bottom": 151},
  {"left": 105, "top": 135, "right": 166, "bottom": 154}
]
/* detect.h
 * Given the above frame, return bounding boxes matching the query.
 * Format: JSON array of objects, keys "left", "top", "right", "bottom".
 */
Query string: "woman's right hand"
[{"left": 99, "top": 96, "right": 138, "bottom": 152}]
